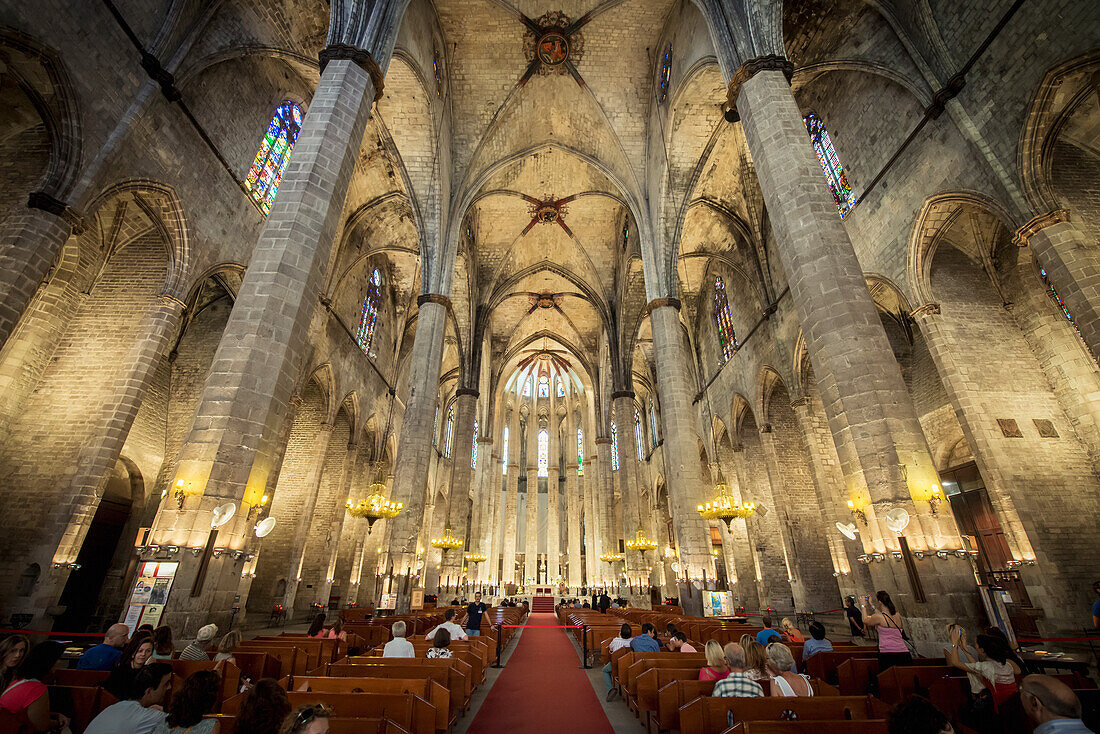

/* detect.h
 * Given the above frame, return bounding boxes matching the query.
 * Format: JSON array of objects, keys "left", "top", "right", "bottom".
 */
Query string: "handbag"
[{"left": 883, "top": 612, "right": 919, "bottom": 657}]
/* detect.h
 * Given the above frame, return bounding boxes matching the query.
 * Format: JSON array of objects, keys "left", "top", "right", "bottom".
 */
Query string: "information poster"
[
  {"left": 703, "top": 590, "right": 735, "bottom": 617},
  {"left": 123, "top": 562, "right": 178, "bottom": 627},
  {"left": 410, "top": 589, "right": 424, "bottom": 610},
  {"left": 379, "top": 593, "right": 398, "bottom": 610}
]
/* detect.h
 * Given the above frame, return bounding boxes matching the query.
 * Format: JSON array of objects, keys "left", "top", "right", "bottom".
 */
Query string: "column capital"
[
  {"left": 788, "top": 397, "right": 810, "bottom": 409},
  {"left": 594, "top": 437, "right": 612, "bottom": 445},
  {"left": 28, "top": 191, "right": 85, "bottom": 234},
  {"left": 456, "top": 387, "right": 480, "bottom": 398},
  {"left": 646, "top": 297, "right": 682, "bottom": 315},
  {"left": 417, "top": 293, "right": 452, "bottom": 309},
  {"left": 318, "top": 422, "right": 336, "bottom": 432},
  {"left": 158, "top": 293, "right": 188, "bottom": 311},
  {"left": 1012, "top": 209, "right": 1070, "bottom": 247},
  {"left": 610, "top": 390, "right": 635, "bottom": 400},
  {"left": 477, "top": 437, "right": 494, "bottom": 444},
  {"left": 318, "top": 45, "right": 385, "bottom": 101},
  {"left": 910, "top": 302, "right": 942, "bottom": 319},
  {"left": 726, "top": 55, "right": 794, "bottom": 109}
]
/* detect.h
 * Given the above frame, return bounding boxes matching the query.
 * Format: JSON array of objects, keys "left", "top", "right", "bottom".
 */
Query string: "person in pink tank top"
[{"left": 860, "top": 590, "right": 913, "bottom": 671}]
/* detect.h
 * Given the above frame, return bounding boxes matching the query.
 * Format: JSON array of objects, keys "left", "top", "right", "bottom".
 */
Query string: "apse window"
[
  {"left": 245, "top": 101, "right": 302, "bottom": 215},
  {"left": 471, "top": 420, "right": 479, "bottom": 469},
  {"left": 538, "top": 374, "right": 550, "bottom": 398},
  {"left": 658, "top": 43, "right": 672, "bottom": 104},
  {"left": 502, "top": 427, "right": 510, "bottom": 475},
  {"left": 634, "top": 408, "right": 645, "bottom": 460},
  {"left": 443, "top": 404, "right": 455, "bottom": 458},
  {"left": 577, "top": 428, "right": 584, "bottom": 476},
  {"left": 611, "top": 421, "right": 620, "bottom": 471},
  {"left": 714, "top": 275, "right": 737, "bottom": 363},
  {"left": 804, "top": 112, "right": 856, "bottom": 217},
  {"left": 356, "top": 268, "right": 382, "bottom": 357},
  {"left": 538, "top": 429, "right": 549, "bottom": 477}
]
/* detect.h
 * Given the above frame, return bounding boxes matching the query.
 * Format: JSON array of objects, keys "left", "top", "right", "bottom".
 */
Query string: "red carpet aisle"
[{"left": 465, "top": 613, "right": 615, "bottom": 733}]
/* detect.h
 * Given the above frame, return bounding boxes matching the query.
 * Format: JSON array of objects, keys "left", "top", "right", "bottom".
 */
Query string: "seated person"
[
  {"left": 669, "top": 631, "right": 697, "bottom": 653},
  {"left": 781, "top": 617, "right": 805, "bottom": 643},
  {"left": 945, "top": 628, "right": 1020, "bottom": 710},
  {"left": 424, "top": 608, "right": 468, "bottom": 641},
  {"left": 157, "top": 670, "right": 221, "bottom": 733},
  {"left": 179, "top": 624, "right": 218, "bottom": 661},
  {"left": 282, "top": 703, "right": 330, "bottom": 734},
  {"left": 755, "top": 617, "right": 781, "bottom": 646},
  {"left": 77, "top": 623, "right": 129, "bottom": 670},
  {"left": 427, "top": 628, "right": 453, "bottom": 658},
  {"left": 103, "top": 633, "right": 155, "bottom": 701},
  {"left": 629, "top": 623, "right": 661, "bottom": 653},
  {"left": 712, "top": 643, "right": 765, "bottom": 699},
  {"left": 382, "top": 621, "right": 415, "bottom": 658},
  {"left": 699, "top": 640, "right": 729, "bottom": 681},
  {"left": 741, "top": 638, "right": 768, "bottom": 679},
  {"left": 86, "top": 662, "right": 173, "bottom": 734},
  {"left": 802, "top": 621, "right": 833, "bottom": 660},
  {"left": 765, "top": 642, "right": 813, "bottom": 696},
  {"left": 603, "top": 624, "right": 633, "bottom": 700},
  {"left": 0, "top": 640, "right": 71, "bottom": 733}
]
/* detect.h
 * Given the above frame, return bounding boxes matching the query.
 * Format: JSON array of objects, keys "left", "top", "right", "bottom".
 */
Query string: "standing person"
[
  {"left": 1092, "top": 580, "right": 1100, "bottom": 629},
  {"left": 179, "top": 624, "right": 218, "bottom": 661},
  {"left": 155, "top": 670, "right": 221, "bottom": 733},
  {"left": 151, "top": 626, "right": 174, "bottom": 661},
  {"left": 598, "top": 592, "right": 611, "bottom": 614},
  {"left": 712, "top": 643, "right": 765, "bottom": 699},
  {"left": 699, "top": 640, "right": 729, "bottom": 681},
  {"left": 382, "top": 622, "right": 415, "bottom": 658},
  {"left": 281, "top": 704, "right": 331, "bottom": 734},
  {"left": 104, "top": 633, "right": 155, "bottom": 700},
  {"left": 603, "top": 624, "right": 633, "bottom": 700},
  {"left": 465, "top": 592, "right": 487, "bottom": 638},
  {"left": 236, "top": 679, "right": 292, "bottom": 734},
  {"left": 0, "top": 635, "right": 29, "bottom": 691},
  {"left": 845, "top": 596, "right": 865, "bottom": 639},
  {"left": 426, "top": 629, "right": 453, "bottom": 659},
  {"left": 861, "top": 591, "right": 913, "bottom": 670},
  {"left": 306, "top": 613, "right": 326, "bottom": 639},
  {"left": 630, "top": 624, "right": 661, "bottom": 652},
  {"left": 76, "top": 623, "right": 130, "bottom": 670},
  {"left": 1020, "top": 674, "right": 1092, "bottom": 734},
  {"left": 780, "top": 618, "right": 805, "bottom": 643},
  {"left": 85, "top": 662, "right": 172, "bottom": 734},
  {"left": 0, "top": 640, "right": 71, "bottom": 733}
]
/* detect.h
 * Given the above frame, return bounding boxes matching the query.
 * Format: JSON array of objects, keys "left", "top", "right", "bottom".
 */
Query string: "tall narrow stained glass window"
[
  {"left": 537, "top": 429, "right": 549, "bottom": 477},
  {"left": 577, "top": 428, "right": 584, "bottom": 476},
  {"left": 804, "top": 112, "right": 856, "bottom": 217},
  {"left": 356, "top": 268, "right": 382, "bottom": 355},
  {"left": 610, "top": 422, "right": 620, "bottom": 471},
  {"left": 245, "top": 101, "right": 302, "bottom": 215},
  {"left": 714, "top": 275, "right": 737, "bottom": 362},
  {"left": 1041, "top": 268, "right": 1099, "bottom": 364},
  {"left": 443, "top": 404, "right": 455, "bottom": 458},
  {"left": 501, "top": 427, "right": 509, "bottom": 475},
  {"left": 634, "top": 409, "right": 645, "bottom": 460},
  {"left": 659, "top": 44, "right": 672, "bottom": 104},
  {"left": 649, "top": 399, "right": 659, "bottom": 447},
  {"left": 471, "top": 420, "right": 479, "bottom": 469},
  {"left": 538, "top": 374, "right": 550, "bottom": 398},
  {"left": 557, "top": 377, "right": 566, "bottom": 397},
  {"left": 522, "top": 374, "right": 532, "bottom": 397}
]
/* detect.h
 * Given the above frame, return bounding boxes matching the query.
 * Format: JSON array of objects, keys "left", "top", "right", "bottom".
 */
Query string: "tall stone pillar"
[
  {"left": 0, "top": 200, "right": 78, "bottom": 351},
  {"left": 546, "top": 411, "right": 561, "bottom": 584},
  {"left": 471, "top": 436, "right": 495, "bottom": 585},
  {"left": 594, "top": 436, "right": 618, "bottom": 588},
  {"left": 441, "top": 390, "right": 477, "bottom": 587},
  {"left": 648, "top": 301, "right": 715, "bottom": 603},
  {"left": 501, "top": 410, "right": 519, "bottom": 585},
  {"left": 386, "top": 296, "right": 448, "bottom": 607},
  {"left": 1014, "top": 211, "right": 1100, "bottom": 361},
  {"left": 582, "top": 456, "right": 598, "bottom": 587},
  {"left": 613, "top": 392, "right": 648, "bottom": 590},
  {"left": 524, "top": 457, "right": 539, "bottom": 585},
  {"left": 315, "top": 440, "right": 358, "bottom": 609},
  {"left": 563, "top": 407, "right": 583, "bottom": 588},
  {"left": 283, "top": 423, "right": 335, "bottom": 614},
  {"left": 732, "top": 62, "right": 974, "bottom": 630}
]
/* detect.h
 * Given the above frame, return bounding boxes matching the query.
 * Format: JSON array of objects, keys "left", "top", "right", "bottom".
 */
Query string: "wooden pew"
[
  {"left": 48, "top": 685, "right": 115, "bottom": 733},
  {"left": 253, "top": 634, "right": 341, "bottom": 664},
  {"left": 165, "top": 660, "right": 241, "bottom": 709},
  {"left": 836, "top": 658, "right": 879, "bottom": 696},
  {"left": 285, "top": 691, "right": 436, "bottom": 734},
  {"left": 617, "top": 651, "right": 706, "bottom": 692},
  {"left": 635, "top": 669, "right": 703, "bottom": 733},
  {"left": 624, "top": 654, "right": 707, "bottom": 706},
  {"left": 238, "top": 640, "right": 317, "bottom": 673},
  {"left": 876, "top": 665, "right": 960, "bottom": 705},
  {"left": 721, "top": 722, "right": 889, "bottom": 734},
  {"left": 230, "top": 651, "right": 279, "bottom": 682},
  {"left": 48, "top": 669, "right": 109, "bottom": 687},
  {"left": 328, "top": 659, "right": 473, "bottom": 714},
  {"left": 290, "top": 676, "right": 450, "bottom": 732},
  {"left": 655, "top": 680, "right": 716, "bottom": 733},
  {"left": 235, "top": 643, "right": 300, "bottom": 677},
  {"left": 680, "top": 695, "right": 889, "bottom": 734},
  {"left": 367, "top": 643, "right": 485, "bottom": 686}
]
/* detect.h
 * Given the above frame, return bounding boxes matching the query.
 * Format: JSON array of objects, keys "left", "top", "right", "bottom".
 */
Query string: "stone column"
[
  {"left": 283, "top": 423, "right": 335, "bottom": 614},
  {"left": 524, "top": 452, "right": 539, "bottom": 586},
  {"left": 594, "top": 436, "right": 618, "bottom": 588},
  {"left": 386, "top": 296, "right": 448, "bottom": 608},
  {"left": 1015, "top": 210, "right": 1100, "bottom": 361},
  {"left": 546, "top": 412, "right": 561, "bottom": 584},
  {"left": 0, "top": 199, "right": 78, "bottom": 351},
  {"left": 314, "top": 439, "right": 358, "bottom": 609},
  {"left": 441, "top": 389, "right": 477, "bottom": 587},
  {"left": 471, "top": 436, "right": 495, "bottom": 585},
  {"left": 612, "top": 393, "right": 645, "bottom": 585},
  {"left": 564, "top": 407, "right": 583, "bottom": 589},
  {"left": 732, "top": 63, "right": 974, "bottom": 628},
  {"left": 582, "top": 456, "right": 598, "bottom": 587},
  {"left": 648, "top": 302, "right": 715, "bottom": 599}
]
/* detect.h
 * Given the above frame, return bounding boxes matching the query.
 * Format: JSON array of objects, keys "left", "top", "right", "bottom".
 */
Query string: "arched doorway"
[{"left": 55, "top": 458, "right": 138, "bottom": 631}]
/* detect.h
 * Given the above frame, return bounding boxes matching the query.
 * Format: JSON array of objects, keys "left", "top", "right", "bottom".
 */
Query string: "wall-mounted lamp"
[
  {"left": 188, "top": 547, "right": 203, "bottom": 557},
  {"left": 891, "top": 551, "right": 903, "bottom": 561},
  {"left": 847, "top": 499, "right": 867, "bottom": 525},
  {"left": 212, "top": 548, "right": 227, "bottom": 558},
  {"left": 928, "top": 484, "right": 944, "bottom": 515},
  {"left": 166, "top": 545, "right": 180, "bottom": 555},
  {"left": 870, "top": 552, "right": 885, "bottom": 562},
  {"left": 856, "top": 554, "right": 870, "bottom": 564}
]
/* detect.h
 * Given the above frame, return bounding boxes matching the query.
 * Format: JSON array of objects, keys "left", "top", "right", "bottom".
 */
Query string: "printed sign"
[{"left": 410, "top": 588, "right": 424, "bottom": 610}]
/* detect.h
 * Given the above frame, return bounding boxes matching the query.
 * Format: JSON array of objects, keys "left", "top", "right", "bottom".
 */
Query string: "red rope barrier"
[{"left": 1017, "top": 635, "right": 1100, "bottom": 643}]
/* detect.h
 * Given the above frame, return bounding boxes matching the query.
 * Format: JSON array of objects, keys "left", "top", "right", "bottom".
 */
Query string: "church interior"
[{"left": 1, "top": 0, "right": 1099, "bottom": 731}]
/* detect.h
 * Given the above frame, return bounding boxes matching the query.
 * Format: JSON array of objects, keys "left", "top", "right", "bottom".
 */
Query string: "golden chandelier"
[
  {"left": 599, "top": 552, "right": 624, "bottom": 563},
  {"left": 345, "top": 482, "right": 402, "bottom": 532},
  {"left": 697, "top": 475, "right": 755, "bottom": 532},
  {"left": 431, "top": 527, "right": 464, "bottom": 550},
  {"left": 625, "top": 528, "right": 658, "bottom": 552},
  {"left": 464, "top": 552, "right": 487, "bottom": 563}
]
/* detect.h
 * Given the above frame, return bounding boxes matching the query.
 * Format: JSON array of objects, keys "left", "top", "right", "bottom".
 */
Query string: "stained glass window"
[
  {"left": 443, "top": 404, "right": 455, "bottom": 458},
  {"left": 577, "top": 428, "right": 584, "bottom": 476},
  {"left": 659, "top": 44, "right": 672, "bottom": 104},
  {"left": 538, "top": 374, "right": 549, "bottom": 398},
  {"left": 649, "top": 399, "right": 659, "bottom": 447},
  {"left": 611, "top": 422, "right": 620, "bottom": 471},
  {"left": 356, "top": 268, "right": 382, "bottom": 355},
  {"left": 557, "top": 377, "right": 566, "bottom": 397},
  {"left": 471, "top": 420, "right": 479, "bottom": 469},
  {"left": 804, "top": 113, "right": 856, "bottom": 217},
  {"left": 245, "top": 101, "right": 302, "bottom": 215},
  {"left": 522, "top": 374, "right": 532, "bottom": 397},
  {"left": 1040, "top": 268, "right": 1099, "bottom": 364},
  {"left": 537, "top": 429, "right": 549, "bottom": 477},
  {"left": 502, "top": 426, "right": 509, "bottom": 476},
  {"left": 714, "top": 275, "right": 737, "bottom": 362},
  {"left": 433, "top": 48, "right": 442, "bottom": 97},
  {"left": 634, "top": 409, "right": 645, "bottom": 460}
]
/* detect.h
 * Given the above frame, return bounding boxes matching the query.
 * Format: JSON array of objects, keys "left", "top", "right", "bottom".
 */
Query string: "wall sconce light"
[
  {"left": 928, "top": 484, "right": 944, "bottom": 515},
  {"left": 166, "top": 545, "right": 180, "bottom": 555},
  {"left": 188, "top": 547, "right": 203, "bottom": 557},
  {"left": 936, "top": 550, "right": 949, "bottom": 559},
  {"left": 871, "top": 552, "right": 885, "bottom": 562},
  {"left": 245, "top": 553, "right": 255, "bottom": 562},
  {"left": 847, "top": 499, "right": 867, "bottom": 525},
  {"left": 147, "top": 544, "right": 161, "bottom": 554},
  {"left": 955, "top": 549, "right": 969, "bottom": 558},
  {"left": 212, "top": 548, "right": 227, "bottom": 558},
  {"left": 914, "top": 551, "right": 925, "bottom": 560},
  {"left": 173, "top": 480, "right": 189, "bottom": 509},
  {"left": 1005, "top": 559, "right": 1022, "bottom": 569},
  {"left": 856, "top": 554, "right": 870, "bottom": 564},
  {"left": 891, "top": 551, "right": 903, "bottom": 561},
  {"left": 232, "top": 550, "right": 244, "bottom": 561}
]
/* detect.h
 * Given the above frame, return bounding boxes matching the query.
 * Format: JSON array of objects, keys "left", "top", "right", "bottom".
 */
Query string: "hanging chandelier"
[
  {"left": 345, "top": 472, "right": 402, "bottom": 531},
  {"left": 625, "top": 527, "right": 658, "bottom": 552},
  {"left": 697, "top": 474, "right": 755, "bottom": 532},
  {"left": 431, "top": 527, "right": 464, "bottom": 550},
  {"left": 599, "top": 552, "right": 624, "bottom": 563},
  {"left": 464, "top": 552, "right": 487, "bottom": 563}
]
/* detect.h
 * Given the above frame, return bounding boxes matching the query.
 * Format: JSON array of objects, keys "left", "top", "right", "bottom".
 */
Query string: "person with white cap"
[{"left": 179, "top": 624, "right": 218, "bottom": 661}]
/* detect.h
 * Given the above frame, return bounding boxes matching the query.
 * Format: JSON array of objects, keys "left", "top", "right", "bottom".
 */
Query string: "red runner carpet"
[{"left": 465, "top": 613, "right": 614, "bottom": 733}]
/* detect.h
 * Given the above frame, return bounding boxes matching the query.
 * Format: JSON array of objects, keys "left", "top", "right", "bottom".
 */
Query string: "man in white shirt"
[
  {"left": 85, "top": 662, "right": 172, "bottom": 734},
  {"left": 382, "top": 621, "right": 416, "bottom": 658},
  {"left": 424, "top": 608, "right": 469, "bottom": 641}
]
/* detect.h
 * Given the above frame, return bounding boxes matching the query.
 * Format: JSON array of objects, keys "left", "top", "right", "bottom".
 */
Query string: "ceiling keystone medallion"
[{"left": 523, "top": 11, "right": 584, "bottom": 76}]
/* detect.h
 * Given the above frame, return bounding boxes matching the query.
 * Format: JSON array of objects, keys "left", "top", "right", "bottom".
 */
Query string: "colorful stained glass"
[
  {"left": 714, "top": 275, "right": 737, "bottom": 362},
  {"left": 471, "top": 420, "right": 479, "bottom": 469},
  {"left": 649, "top": 399, "right": 659, "bottom": 447},
  {"left": 245, "top": 101, "right": 302, "bottom": 215},
  {"left": 433, "top": 49, "right": 443, "bottom": 97},
  {"left": 538, "top": 374, "right": 550, "bottom": 397},
  {"left": 804, "top": 113, "right": 856, "bottom": 217},
  {"left": 577, "top": 428, "right": 584, "bottom": 476},
  {"left": 522, "top": 374, "right": 532, "bottom": 397},
  {"left": 557, "top": 377, "right": 566, "bottom": 397},
  {"left": 659, "top": 44, "right": 672, "bottom": 104},
  {"left": 356, "top": 269, "right": 382, "bottom": 355},
  {"left": 443, "top": 404, "right": 455, "bottom": 458},
  {"left": 1040, "top": 268, "right": 1099, "bottom": 365},
  {"left": 611, "top": 422, "right": 620, "bottom": 471},
  {"left": 537, "top": 429, "right": 549, "bottom": 477},
  {"left": 634, "top": 408, "right": 645, "bottom": 460},
  {"left": 502, "top": 427, "right": 510, "bottom": 476}
]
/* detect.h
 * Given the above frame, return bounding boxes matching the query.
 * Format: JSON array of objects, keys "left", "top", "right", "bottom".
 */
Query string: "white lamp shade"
[
  {"left": 835, "top": 521, "right": 858, "bottom": 540},
  {"left": 254, "top": 517, "right": 277, "bottom": 538},
  {"left": 210, "top": 502, "right": 236, "bottom": 528},
  {"left": 884, "top": 507, "right": 910, "bottom": 533}
]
